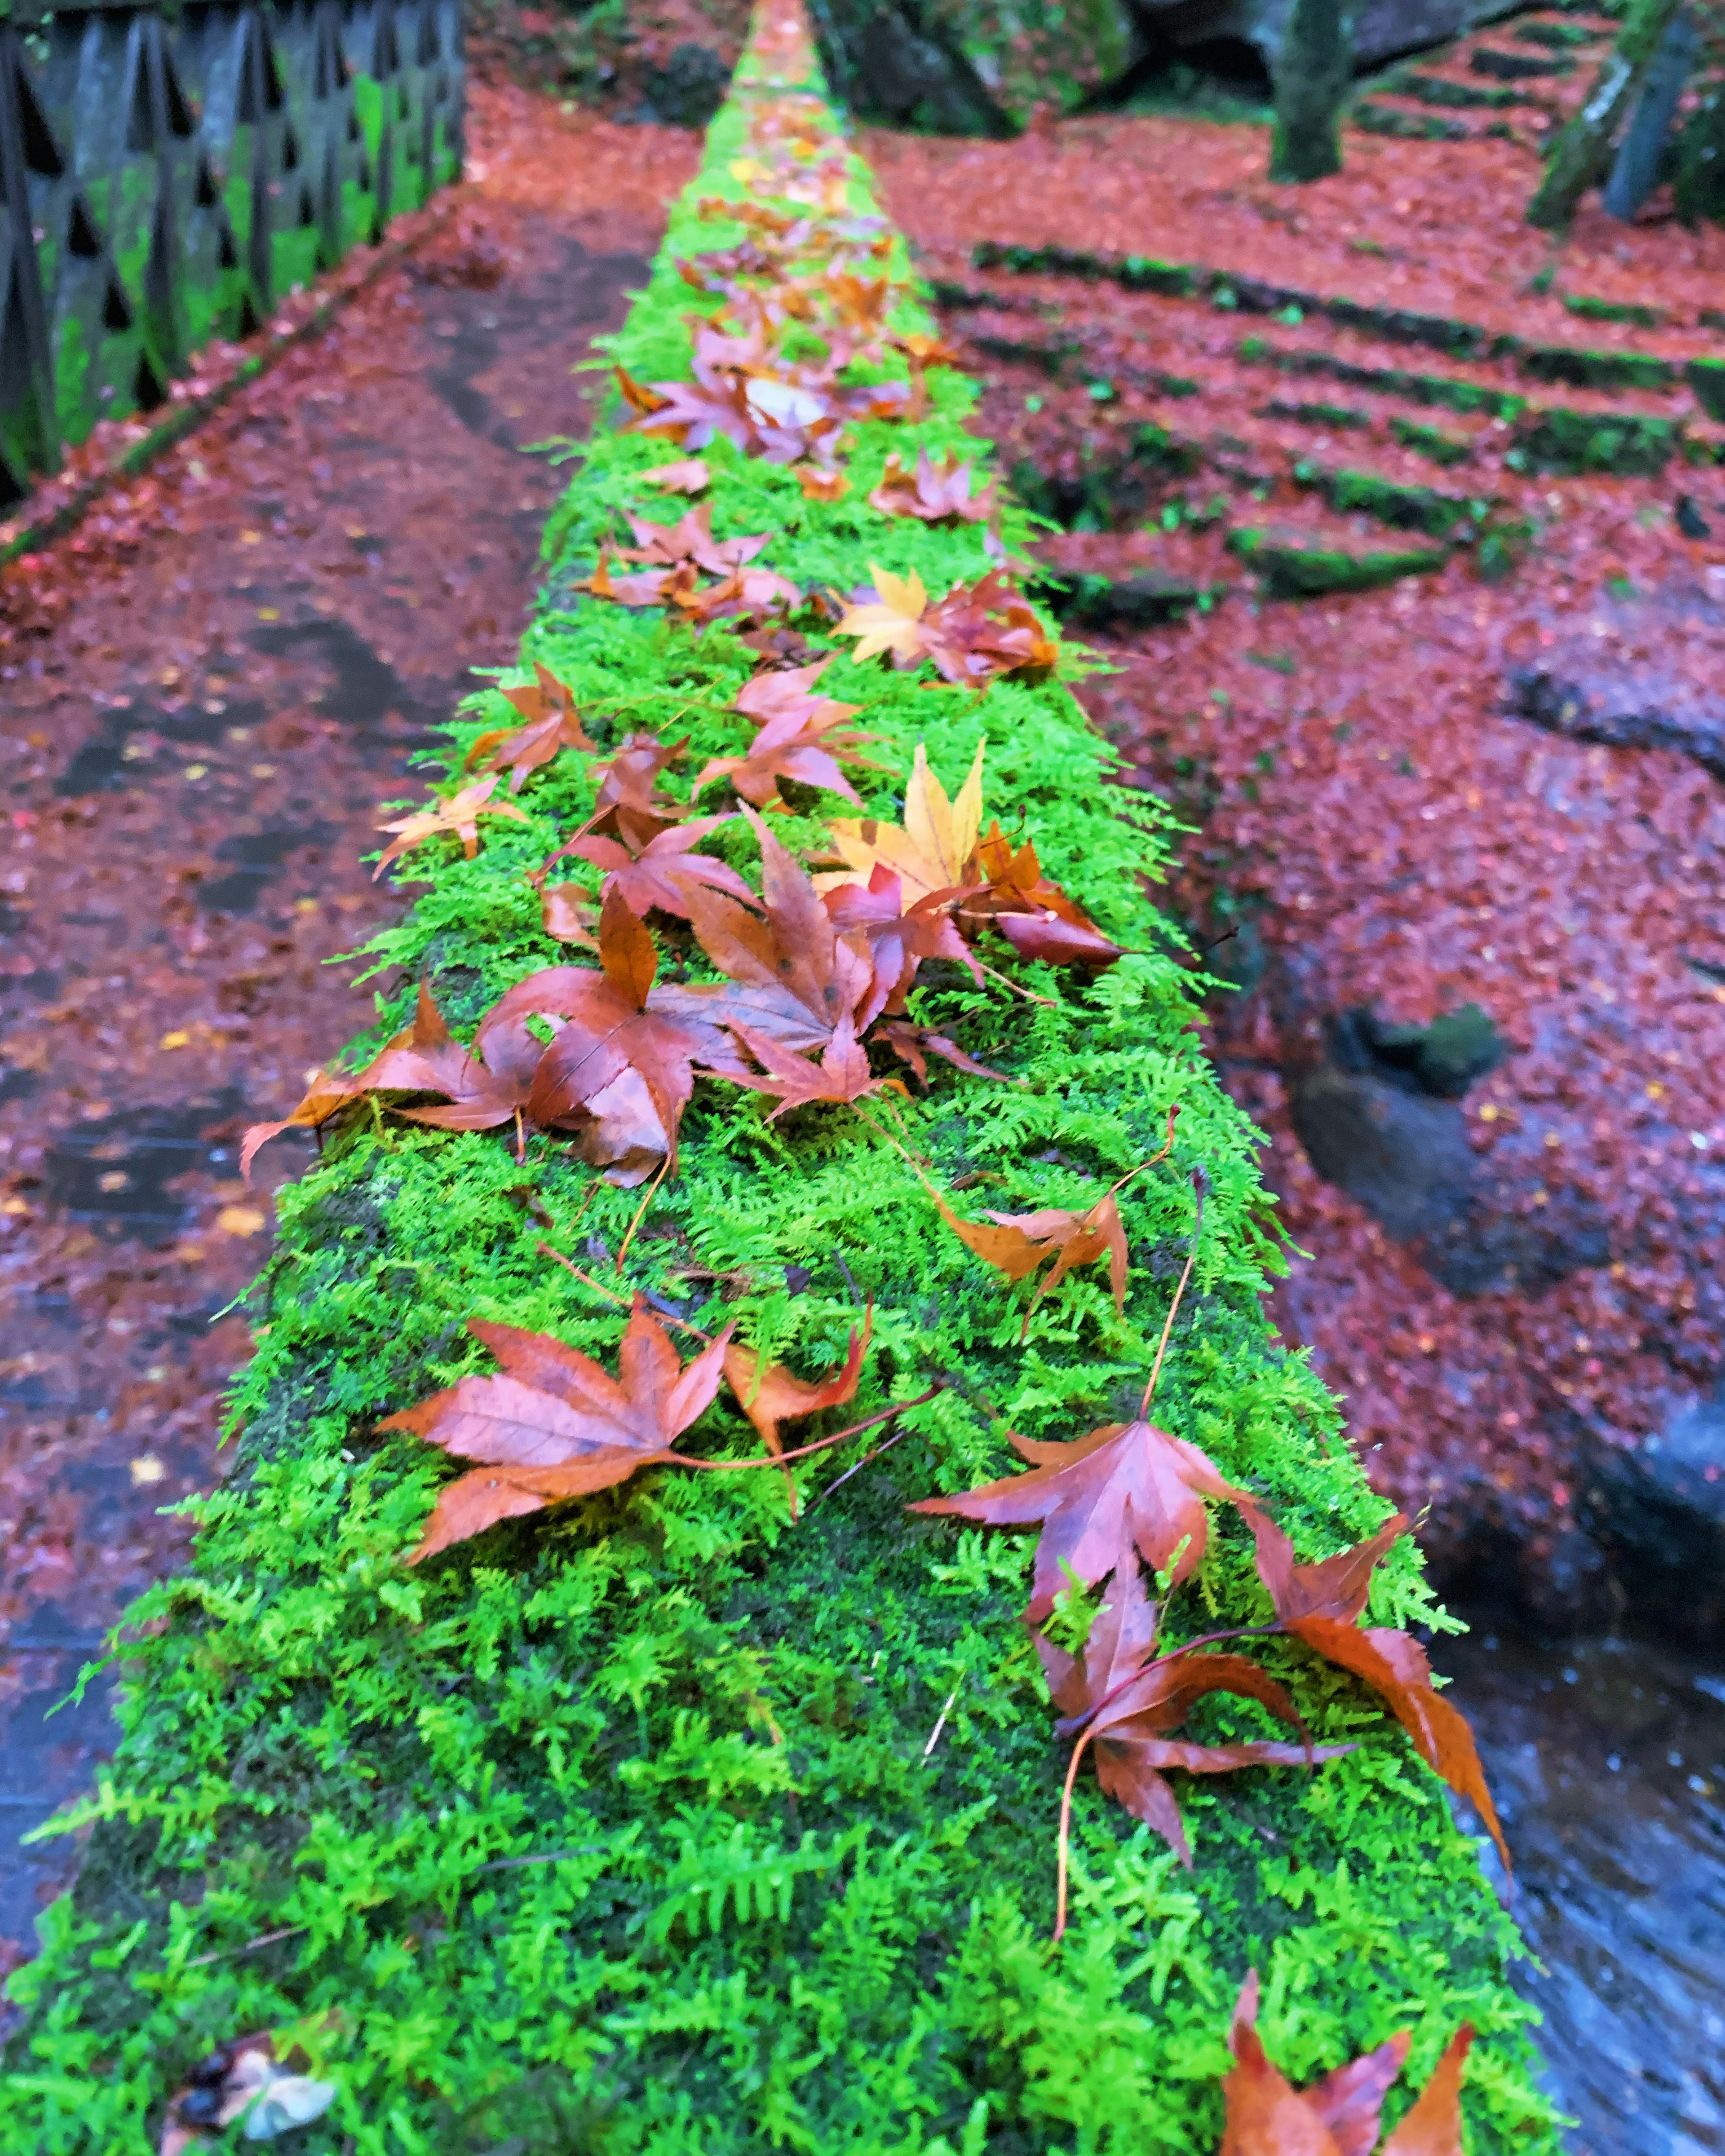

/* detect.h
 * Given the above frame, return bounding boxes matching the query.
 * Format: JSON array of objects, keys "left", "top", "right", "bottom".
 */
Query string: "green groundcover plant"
[{"left": 2, "top": 9, "right": 1564, "bottom": 2151}]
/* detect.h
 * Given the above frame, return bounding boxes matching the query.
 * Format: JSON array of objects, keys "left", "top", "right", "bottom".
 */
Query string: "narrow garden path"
[{"left": 0, "top": 79, "right": 694, "bottom": 1970}]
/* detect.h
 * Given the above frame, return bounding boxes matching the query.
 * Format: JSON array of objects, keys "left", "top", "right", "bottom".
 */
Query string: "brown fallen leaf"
[
  {"left": 373, "top": 774, "right": 531, "bottom": 879},
  {"left": 463, "top": 663, "right": 597, "bottom": 792},
  {"left": 723, "top": 1306, "right": 871, "bottom": 1454},
  {"left": 486, "top": 885, "right": 750, "bottom": 1176},
  {"left": 693, "top": 659, "right": 879, "bottom": 809},
  {"left": 1221, "top": 1970, "right": 1473, "bottom": 2156},
  {"left": 683, "top": 803, "right": 880, "bottom": 1046},
  {"left": 910, "top": 1416, "right": 1250, "bottom": 1623},
  {"left": 1239, "top": 1502, "right": 1509, "bottom": 1870},
  {"left": 932, "top": 1185, "right": 1129, "bottom": 1338},
  {"left": 823, "top": 864, "right": 980, "bottom": 1024},
  {"left": 383, "top": 1300, "right": 735, "bottom": 1562},
  {"left": 1039, "top": 1559, "right": 1344, "bottom": 1878},
  {"left": 615, "top": 503, "right": 771, "bottom": 579},
  {"left": 240, "top": 982, "right": 542, "bottom": 1176},
  {"left": 541, "top": 883, "right": 599, "bottom": 947},
  {"left": 640, "top": 457, "right": 712, "bottom": 493},
  {"left": 724, "top": 1010, "right": 904, "bottom": 1119},
  {"left": 867, "top": 448, "right": 995, "bottom": 526},
  {"left": 555, "top": 813, "right": 757, "bottom": 919},
  {"left": 797, "top": 467, "right": 850, "bottom": 502}
]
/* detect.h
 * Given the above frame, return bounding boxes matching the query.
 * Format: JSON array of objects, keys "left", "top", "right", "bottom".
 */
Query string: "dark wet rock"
[
  {"left": 815, "top": 3, "right": 1007, "bottom": 133},
  {"left": 1284, "top": 1005, "right": 1610, "bottom": 1297},
  {"left": 637, "top": 41, "right": 731, "bottom": 128},
  {"left": 1579, "top": 1395, "right": 1725, "bottom": 1648},
  {"left": 1508, "top": 578, "right": 1725, "bottom": 784}
]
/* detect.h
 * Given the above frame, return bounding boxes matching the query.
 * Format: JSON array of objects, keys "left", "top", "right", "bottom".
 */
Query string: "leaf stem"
[
  {"left": 674, "top": 1385, "right": 943, "bottom": 1472},
  {"left": 615, "top": 1153, "right": 670, "bottom": 1271},
  {"left": 1053, "top": 1727, "right": 1092, "bottom": 1943},
  {"left": 973, "top": 958, "right": 1057, "bottom": 1008},
  {"left": 1140, "top": 1171, "right": 1204, "bottom": 1417}
]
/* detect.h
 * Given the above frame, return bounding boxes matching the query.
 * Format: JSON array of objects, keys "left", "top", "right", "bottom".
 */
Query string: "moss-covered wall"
[{"left": 0, "top": 6, "right": 1563, "bottom": 2150}]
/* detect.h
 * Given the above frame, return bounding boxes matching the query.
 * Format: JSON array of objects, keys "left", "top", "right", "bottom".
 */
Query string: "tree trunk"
[
  {"left": 1528, "top": 0, "right": 1686, "bottom": 228},
  {"left": 1675, "top": 69, "right": 1725, "bottom": 224},
  {"left": 1270, "top": 0, "right": 1352, "bottom": 184},
  {"left": 1603, "top": 7, "right": 1698, "bottom": 219}
]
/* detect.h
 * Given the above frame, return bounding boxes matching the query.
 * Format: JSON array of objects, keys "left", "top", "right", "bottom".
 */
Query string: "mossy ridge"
[
  {"left": 972, "top": 240, "right": 1714, "bottom": 385},
  {"left": 1, "top": 13, "right": 1562, "bottom": 2156}
]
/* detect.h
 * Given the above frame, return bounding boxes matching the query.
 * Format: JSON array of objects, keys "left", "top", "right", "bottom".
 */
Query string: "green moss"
[
  {"left": 1561, "top": 292, "right": 1664, "bottom": 327},
  {"left": 1227, "top": 525, "right": 1452, "bottom": 594},
  {"left": 1518, "top": 345, "right": 1676, "bottom": 391},
  {"left": 1510, "top": 405, "right": 1679, "bottom": 473},
  {"left": 0, "top": 26, "right": 1561, "bottom": 2156},
  {"left": 1687, "top": 358, "right": 1725, "bottom": 422},
  {"left": 1294, "top": 463, "right": 1482, "bottom": 538},
  {"left": 1388, "top": 70, "right": 1533, "bottom": 110},
  {"left": 1351, "top": 103, "right": 1473, "bottom": 141},
  {"left": 1389, "top": 415, "right": 1475, "bottom": 467}
]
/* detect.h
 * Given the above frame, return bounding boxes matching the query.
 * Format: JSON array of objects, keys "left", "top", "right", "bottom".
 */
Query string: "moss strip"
[{"left": 2, "top": 10, "right": 1561, "bottom": 2153}]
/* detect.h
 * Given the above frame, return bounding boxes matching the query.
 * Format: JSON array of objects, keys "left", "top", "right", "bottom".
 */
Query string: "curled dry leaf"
[
  {"left": 639, "top": 456, "right": 712, "bottom": 493},
  {"left": 372, "top": 773, "right": 531, "bottom": 879},
  {"left": 723, "top": 1305, "right": 871, "bottom": 1454},
  {"left": 867, "top": 448, "right": 995, "bottom": 526},
  {"left": 1039, "top": 1560, "right": 1348, "bottom": 1870},
  {"left": 970, "top": 820, "right": 1125, "bottom": 970},
  {"left": 824, "top": 865, "right": 981, "bottom": 1025},
  {"left": 911, "top": 1416, "right": 1249, "bottom": 1623},
  {"left": 241, "top": 982, "right": 543, "bottom": 1177},
  {"left": 383, "top": 1300, "right": 736, "bottom": 1563},
  {"left": 797, "top": 466, "right": 850, "bottom": 501},
  {"left": 462, "top": 663, "right": 596, "bottom": 793},
  {"left": 1239, "top": 1502, "right": 1510, "bottom": 1869},
  {"left": 1221, "top": 1971, "right": 1473, "bottom": 2156},
  {"left": 541, "top": 882, "right": 599, "bottom": 947},
  {"left": 875, "top": 1018, "right": 1009, "bottom": 1087},
  {"left": 930, "top": 1184, "right": 1129, "bottom": 1337}
]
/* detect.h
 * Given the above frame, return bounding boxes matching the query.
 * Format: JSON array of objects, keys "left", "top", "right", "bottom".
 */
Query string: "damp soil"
[{"left": 0, "top": 84, "right": 692, "bottom": 1972}]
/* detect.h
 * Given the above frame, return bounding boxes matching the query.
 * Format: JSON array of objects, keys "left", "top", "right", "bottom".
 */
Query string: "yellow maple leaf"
[
  {"left": 816, "top": 738, "right": 986, "bottom": 902},
  {"left": 833, "top": 563, "right": 928, "bottom": 665}
]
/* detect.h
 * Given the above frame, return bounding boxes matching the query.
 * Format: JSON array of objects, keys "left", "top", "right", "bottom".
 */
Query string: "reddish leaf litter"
[
  {"left": 0, "top": 81, "right": 696, "bottom": 1974},
  {"left": 876, "top": 94, "right": 1725, "bottom": 1624},
  {"left": 867, "top": 92, "right": 1725, "bottom": 345}
]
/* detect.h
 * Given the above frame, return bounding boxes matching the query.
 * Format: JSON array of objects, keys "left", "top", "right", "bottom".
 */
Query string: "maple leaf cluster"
[
  {"left": 834, "top": 564, "right": 1058, "bottom": 691},
  {"left": 911, "top": 1384, "right": 1507, "bottom": 1912},
  {"left": 255, "top": 711, "right": 1130, "bottom": 1184},
  {"left": 381, "top": 1288, "right": 882, "bottom": 1560},
  {"left": 1221, "top": 1973, "right": 1473, "bottom": 2156}
]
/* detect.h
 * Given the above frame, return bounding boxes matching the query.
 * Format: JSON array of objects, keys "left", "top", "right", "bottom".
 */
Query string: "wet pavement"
[{"left": 0, "top": 136, "right": 662, "bottom": 1970}]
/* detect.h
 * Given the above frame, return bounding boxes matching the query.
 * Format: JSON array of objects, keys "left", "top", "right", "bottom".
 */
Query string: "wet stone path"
[{"left": 0, "top": 108, "right": 670, "bottom": 1969}]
